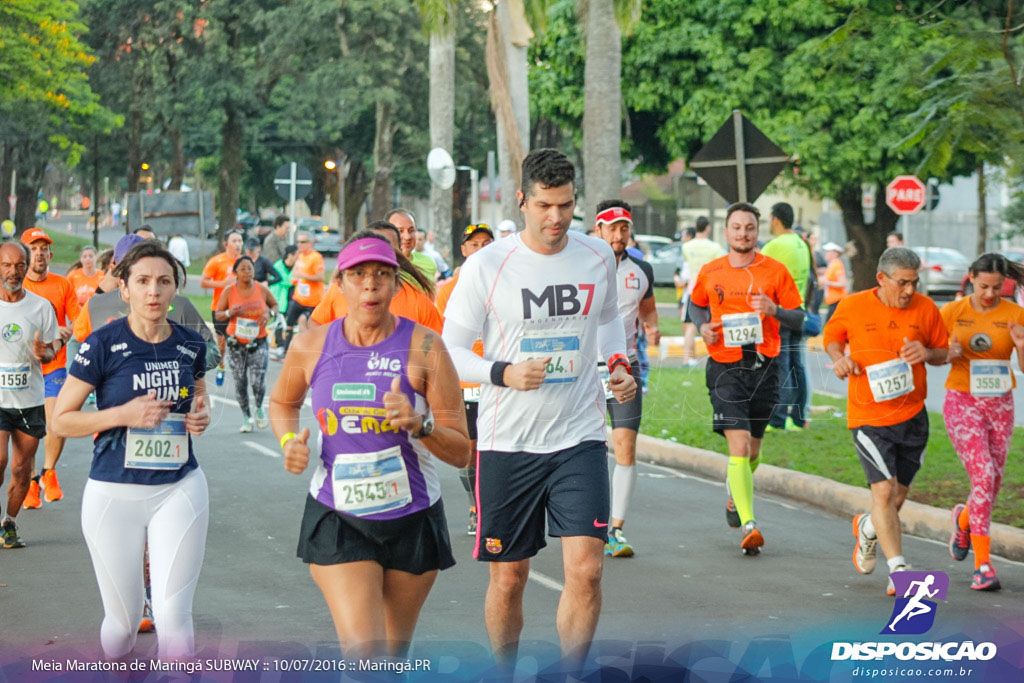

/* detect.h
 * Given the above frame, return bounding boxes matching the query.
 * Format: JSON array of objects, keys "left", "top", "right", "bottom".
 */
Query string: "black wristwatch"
[{"left": 412, "top": 410, "right": 435, "bottom": 439}]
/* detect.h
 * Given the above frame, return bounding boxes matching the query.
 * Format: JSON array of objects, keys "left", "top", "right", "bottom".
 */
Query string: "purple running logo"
[{"left": 882, "top": 571, "right": 948, "bottom": 635}]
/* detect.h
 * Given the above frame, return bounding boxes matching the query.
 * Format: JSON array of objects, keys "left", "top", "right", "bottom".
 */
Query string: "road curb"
[{"left": 626, "top": 431, "right": 1024, "bottom": 562}]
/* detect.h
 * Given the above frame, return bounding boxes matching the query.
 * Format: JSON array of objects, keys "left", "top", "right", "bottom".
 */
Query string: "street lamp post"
[{"left": 325, "top": 153, "right": 348, "bottom": 237}]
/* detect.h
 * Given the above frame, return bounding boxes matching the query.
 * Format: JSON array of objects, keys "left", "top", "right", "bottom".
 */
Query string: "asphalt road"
[{"left": 2, "top": 359, "right": 1022, "bottom": 681}]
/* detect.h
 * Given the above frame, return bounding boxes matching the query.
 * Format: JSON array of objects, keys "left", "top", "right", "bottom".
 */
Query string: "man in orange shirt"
[
  {"left": 436, "top": 223, "right": 494, "bottom": 534},
  {"left": 20, "top": 228, "right": 80, "bottom": 507},
  {"left": 309, "top": 222, "right": 442, "bottom": 334},
  {"left": 201, "top": 230, "right": 243, "bottom": 385},
  {"left": 689, "top": 203, "right": 804, "bottom": 555},
  {"left": 284, "top": 231, "right": 325, "bottom": 350},
  {"left": 823, "top": 247, "right": 948, "bottom": 595}
]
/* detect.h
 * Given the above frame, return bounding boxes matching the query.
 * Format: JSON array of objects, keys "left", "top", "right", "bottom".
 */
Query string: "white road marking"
[
  {"left": 528, "top": 570, "right": 564, "bottom": 592},
  {"left": 244, "top": 440, "right": 281, "bottom": 458}
]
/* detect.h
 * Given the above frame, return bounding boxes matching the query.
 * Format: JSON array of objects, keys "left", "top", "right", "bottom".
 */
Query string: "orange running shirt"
[
  {"left": 689, "top": 254, "right": 803, "bottom": 363},
  {"left": 225, "top": 284, "right": 268, "bottom": 342},
  {"left": 437, "top": 272, "right": 484, "bottom": 390},
  {"left": 310, "top": 280, "right": 443, "bottom": 334},
  {"left": 823, "top": 289, "right": 948, "bottom": 429},
  {"left": 66, "top": 268, "right": 105, "bottom": 307},
  {"left": 940, "top": 297, "right": 1024, "bottom": 393},
  {"left": 824, "top": 259, "right": 847, "bottom": 305},
  {"left": 290, "top": 250, "right": 325, "bottom": 307},
  {"left": 24, "top": 273, "right": 80, "bottom": 374},
  {"left": 201, "top": 251, "right": 238, "bottom": 310}
]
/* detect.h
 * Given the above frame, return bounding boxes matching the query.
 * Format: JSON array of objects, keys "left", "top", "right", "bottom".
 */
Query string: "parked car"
[
  {"left": 911, "top": 247, "right": 970, "bottom": 297},
  {"left": 297, "top": 217, "right": 341, "bottom": 255},
  {"left": 958, "top": 248, "right": 1024, "bottom": 299},
  {"left": 648, "top": 243, "right": 683, "bottom": 286},
  {"left": 633, "top": 234, "right": 672, "bottom": 259}
]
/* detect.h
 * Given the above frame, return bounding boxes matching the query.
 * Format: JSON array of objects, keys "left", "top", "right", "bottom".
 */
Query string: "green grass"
[
  {"left": 46, "top": 231, "right": 111, "bottom": 264},
  {"left": 639, "top": 365, "right": 1024, "bottom": 528},
  {"left": 654, "top": 285, "right": 680, "bottom": 304},
  {"left": 182, "top": 292, "right": 214, "bottom": 313}
]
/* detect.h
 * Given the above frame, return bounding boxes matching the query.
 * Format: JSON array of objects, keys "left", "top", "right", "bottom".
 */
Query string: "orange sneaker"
[
  {"left": 138, "top": 600, "right": 155, "bottom": 633},
  {"left": 41, "top": 469, "right": 63, "bottom": 502},
  {"left": 23, "top": 479, "right": 41, "bottom": 509}
]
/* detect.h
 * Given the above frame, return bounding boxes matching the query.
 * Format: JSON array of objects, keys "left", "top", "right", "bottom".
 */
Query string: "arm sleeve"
[
  {"left": 599, "top": 248, "right": 620, "bottom": 325},
  {"left": 264, "top": 259, "right": 282, "bottom": 286},
  {"left": 775, "top": 306, "right": 805, "bottom": 331},
  {"left": 442, "top": 318, "right": 496, "bottom": 384},
  {"left": 689, "top": 301, "right": 710, "bottom": 328}
]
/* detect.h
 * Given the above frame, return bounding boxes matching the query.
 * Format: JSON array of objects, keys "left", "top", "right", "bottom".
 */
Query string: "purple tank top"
[{"left": 309, "top": 316, "right": 434, "bottom": 519}]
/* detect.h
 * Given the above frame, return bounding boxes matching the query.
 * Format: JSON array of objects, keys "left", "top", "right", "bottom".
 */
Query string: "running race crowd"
[{"left": 1, "top": 149, "right": 1022, "bottom": 667}]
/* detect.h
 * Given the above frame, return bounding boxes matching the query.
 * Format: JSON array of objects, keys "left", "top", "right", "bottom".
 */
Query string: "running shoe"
[
  {"left": 215, "top": 367, "right": 225, "bottom": 386},
  {"left": 41, "top": 469, "right": 63, "bottom": 503},
  {"left": 764, "top": 424, "right": 781, "bottom": 433},
  {"left": 239, "top": 417, "right": 253, "bottom": 433},
  {"left": 740, "top": 521, "right": 763, "bottom": 555},
  {"left": 23, "top": 479, "right": 41, "bottom": 509},
  {"left": 138, "top": 599, "right": 155, "bottom": 633},
  {"left": 255, "top": 406, "right": 268, "bottom": 430},
  {"left": 605, "top": 527, "right": 634, "bottom": 558},
  {"left": 852, "top": 513, "right": 877, "bottom": 574},
  {"left": 886, "top": 564, "right": 909, "bottom": 596},
  {"left": 949, "top": 503, "right": 970, "bottom": 562},
  {"left": 1, "top": 520, "right": 25, "bottom": 548},
  {"left": 971, "top": 563, "right": 1001, "bottom": 592},
  {"left": 725, "top": 496, "right": 741, "bottom": 528},
  {"left": 785, "top": 417, "right": 804, "bottom": 432},
  {"left": 467, "top": 507, "right": 477, "bottom": 536}
]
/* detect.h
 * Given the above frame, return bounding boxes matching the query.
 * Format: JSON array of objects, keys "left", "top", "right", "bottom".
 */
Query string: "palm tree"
[
  {"left": 416, "top": 0, "right": 457, "bottom": 262},
  {"left": 582, "top": 0, "right": 640, "bottom": 227}
]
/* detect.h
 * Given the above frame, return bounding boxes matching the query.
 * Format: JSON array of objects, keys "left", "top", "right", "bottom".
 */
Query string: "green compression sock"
[
  {"left": 728, "top": 456, "right": 755, "bottom": 525},
  {"left": 749, "top": 457, "right": 760, "bottom": 474}
]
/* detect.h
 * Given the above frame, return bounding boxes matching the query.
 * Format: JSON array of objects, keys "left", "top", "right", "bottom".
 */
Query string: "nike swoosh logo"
[
  {"left": 359, "top": 244, "right": 373, "bottom": 250},
  {"left": 593, "top": 519, "right": 608, "bottom": 528}
]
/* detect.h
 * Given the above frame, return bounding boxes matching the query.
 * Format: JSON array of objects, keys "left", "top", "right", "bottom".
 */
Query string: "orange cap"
[{"left": 20, "top": 227, "right": 53, "bottom": 245}]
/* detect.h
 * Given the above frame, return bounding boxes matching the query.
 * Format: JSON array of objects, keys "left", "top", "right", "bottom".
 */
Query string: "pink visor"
[{"left": 336, "top": 238, "right": 400, "bottom": 271}]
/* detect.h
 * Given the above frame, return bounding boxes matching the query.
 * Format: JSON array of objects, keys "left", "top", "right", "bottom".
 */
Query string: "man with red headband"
[{"left": 592, "top": 200, "right": 659, "bottom": 558}]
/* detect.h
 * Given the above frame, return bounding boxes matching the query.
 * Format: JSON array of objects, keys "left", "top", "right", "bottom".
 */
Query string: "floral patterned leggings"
[
  {"left": 226, "top": 336, "right": 268, "bottom": 419},
  {"left": 942, "top": 389, "right": 1014, "bottom": 536}
]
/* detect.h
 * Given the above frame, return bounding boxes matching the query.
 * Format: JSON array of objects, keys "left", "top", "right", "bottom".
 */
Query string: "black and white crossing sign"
[
  {"left": 688, "top": 111, "right": 790, "bottom": 204},
  {"left": 274, "top": 163, "right": 312, "bottom": 201}
]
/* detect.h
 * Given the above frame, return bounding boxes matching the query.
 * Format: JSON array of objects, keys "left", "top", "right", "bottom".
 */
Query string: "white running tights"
[{"left": 81, "top": 468, "right": 209, "bottom": 659}]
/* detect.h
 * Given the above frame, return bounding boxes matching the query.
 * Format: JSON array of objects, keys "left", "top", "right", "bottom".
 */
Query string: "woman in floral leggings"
[{"left": 939, "top": 253, "right": 1024, "bottom": 591}]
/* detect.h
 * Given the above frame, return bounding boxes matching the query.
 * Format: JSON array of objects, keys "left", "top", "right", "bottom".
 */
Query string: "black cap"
[{"left": 244, "top": 237, "right": 261, "bottom": 250}]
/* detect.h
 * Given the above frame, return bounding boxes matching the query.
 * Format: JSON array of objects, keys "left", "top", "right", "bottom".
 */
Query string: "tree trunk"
[
  {"left": 167, "top": 126, "right": 185, "bottom": 191},
  {"left": 429, "top": 29, "right": 455, "bottom": 263},
  {"left": 217, "top": 106, "right": 244, "bottom": 245},
  {"left": 344, "top": 159, "right": 369, "bottom": 239},
  {"left": 582, "top": 0, "right": 622, "bottom": 226},
  {"left": 836, "top": 184, "right": 898, "bottom": 292},
  {"left": 491, "top": 3, "right": 530, "bottom": 228},
  {"left": 13, "top": 152, "right": 46, "bottom": 234},
  {"left": 372, "top": 98, "right": 395, "bottom": 220},
  {"left": 127, "top": 92, "right": 143, "bottom": 193},
  {"left": 0, "top": 142, "right": 11, "bottom": 223},
  {"left": 976, "top": 164, "right": 987, "bottom": 256}
]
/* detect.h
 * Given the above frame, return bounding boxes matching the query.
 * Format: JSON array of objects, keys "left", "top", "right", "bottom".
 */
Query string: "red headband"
[{"left": 595, "top": 207, "right": 633, "bottom": 225}]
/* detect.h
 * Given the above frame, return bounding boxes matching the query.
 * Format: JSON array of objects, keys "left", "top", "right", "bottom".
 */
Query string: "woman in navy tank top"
[{"left": 270, "top": 231, "right": 469, "bottom": 658}]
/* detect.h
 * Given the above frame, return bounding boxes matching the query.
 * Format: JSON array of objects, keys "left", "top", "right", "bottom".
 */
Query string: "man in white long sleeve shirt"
[{"left": 442, "top": 149, "right": 635, "bottom": 669}]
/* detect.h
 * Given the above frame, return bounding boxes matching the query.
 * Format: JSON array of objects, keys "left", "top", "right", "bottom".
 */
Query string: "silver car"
[
  {"left": 912, "top": 247, "right": 969, "bottom": 297},
  {"left": 648, "top": 243, "right": 683, "bottom": 286}
]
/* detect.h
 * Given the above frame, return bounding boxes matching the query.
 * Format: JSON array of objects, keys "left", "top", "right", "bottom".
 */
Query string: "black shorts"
[
  {"left": 286, "top": 303, "right": 316, "bottom": 327},
  {"left": 0, "top": 405, "right": 46, "bottom": 439},
  {"left": 852, "top": 409, "right": 929, "bottom": 487},
  {"left": 464, "top": 400, "right": 478, "bottom": 441},
  {"left": 475, "top": 440, "right": 609, "bottom": 562},
  {"left": 706, "top": 346, "right": 779, "bottom": 439},
  {"left": 297, "top": 495, "right": 455, "bottom": 574},
  {"left": 607, "top": 359, "right": 642, "bottom": 431},
  {"left": 210, "top": 309, "right": 228, "bottom": 338}
]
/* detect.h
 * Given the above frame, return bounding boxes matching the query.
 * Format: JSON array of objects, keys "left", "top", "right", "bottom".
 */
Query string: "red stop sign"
[{"left": 886, "top": 175, "right": 926, "bottom": 215}]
